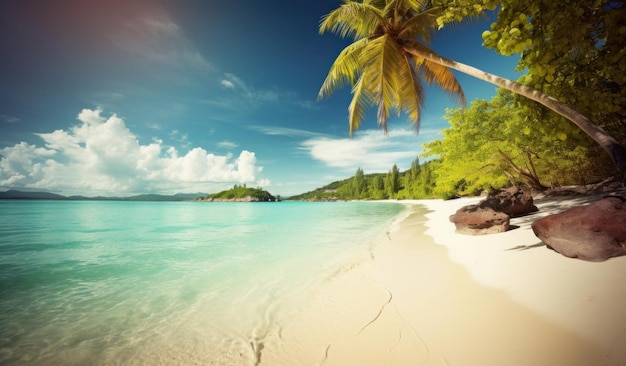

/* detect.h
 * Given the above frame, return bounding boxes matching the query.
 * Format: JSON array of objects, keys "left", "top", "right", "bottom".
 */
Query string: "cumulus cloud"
[
  {"left": 301, "top": 129, "right": 432, "bottom": 172},
  {"left": 0, "top": 108, "right": 264, "bottom": 195}
]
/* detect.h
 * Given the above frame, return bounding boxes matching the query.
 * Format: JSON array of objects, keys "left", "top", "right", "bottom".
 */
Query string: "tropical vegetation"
[
  {"left": 289, "top": 159, "right": 438, "bottom": 200},
  {"left": 318, "top": 0, "right": 626, "bottom": 173},
  {"left": 204, "top": 185, "right": 277, "bottom": 202}
]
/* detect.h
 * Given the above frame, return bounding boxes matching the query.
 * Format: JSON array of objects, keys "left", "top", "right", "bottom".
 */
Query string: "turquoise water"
[{"left": 0, "top": 200, "right": 407, "bottom": 365}]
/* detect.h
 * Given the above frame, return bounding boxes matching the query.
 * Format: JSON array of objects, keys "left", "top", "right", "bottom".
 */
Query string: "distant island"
[
  {"left": 0, "top": 190, "right": 207, "bottom": 202},
  {"left": 198, "top": 185, "right": 278, "bottom": 202},
  {"left": 0, "top": 186, "right": 279, "bottom": 202}
]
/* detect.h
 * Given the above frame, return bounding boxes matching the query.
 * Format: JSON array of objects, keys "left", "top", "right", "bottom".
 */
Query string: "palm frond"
[
  {"left": 320, "top": 0, "right": 469, "bottom": 135},
  {"left": 420, "top": 59, "right": 466, "bottom": 106},
  {"left": 359, "top": 34, "right": 405, "bottom": 132},
  {"left": 348, "top": 76, "right": 373, "bottom": 134},
  {"left": 318, "top": 38, "right": 369, "bottom": 99},
  {"left": 398, "top": 6, "right": 441, "bottom": 41},
  {"left": 403, "top": 40, "right": 466, "bottom": 106},
  {"left": 364, "top": 0, "right": 388, "bottom": 10},
  {"left": 397, "top": 53, "right": 426, "bottom": 132},
  {"left": 319, "top": 2, "right": 384, "bottom": 40}
]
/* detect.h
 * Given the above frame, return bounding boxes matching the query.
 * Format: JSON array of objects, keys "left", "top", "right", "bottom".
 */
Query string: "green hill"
[
  {"left": 288, "top": 159, "right": 439, "bottom": 201},
  {"left": 288, "top": 173, "right": 388, "bottom": 201},
  {"left": 204, "top": 186, "right": 277, "bottom": 202}
]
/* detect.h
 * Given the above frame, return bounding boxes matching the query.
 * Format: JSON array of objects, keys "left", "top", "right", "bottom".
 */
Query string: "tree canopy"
[
  {"left": 439, "top": 0, "right": 626, "bottom": 171},
  {"left": 422, "top": 89, "right": 609, "bottom": 197},
  {"left": 318, "top": 0, "right": 465, "bottom": 133},
  {"left": 320, "top": 0, "right": 626, "bottom": 172}
]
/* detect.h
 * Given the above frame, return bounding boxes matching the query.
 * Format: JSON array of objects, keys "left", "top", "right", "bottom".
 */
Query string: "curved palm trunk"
[{"left": 412, "top": 50, "right": 626, "bottom": 173}]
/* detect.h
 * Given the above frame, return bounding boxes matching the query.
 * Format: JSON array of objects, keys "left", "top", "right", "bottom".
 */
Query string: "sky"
[{"left": 0, "top": 0, "right": 523, "bottom": 197}]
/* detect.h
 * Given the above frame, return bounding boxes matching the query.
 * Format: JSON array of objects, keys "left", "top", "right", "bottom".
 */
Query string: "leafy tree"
[
  {"left": 371, "top": 175, "right": 386, "bottom": 199},
  {"left": 472, "top": 0, "right": 626, "bottom": 177},
  {"left": 289, "top": 161, "right": 442, "bottom": 200},
  {"left": 319, "top": 0, "right": 626, "bottom": 172},
  {"left": 462, "top": 0, "right": 625, "bottom": 132},
  {"left": 352, "top": 167, "right": 367, "bottom": 197},
  {"left": 385, "top": 164, "right": 401, "bottom": 197},
  {"left": 423, "top": 89, "right": 600, "bottom": 196}
]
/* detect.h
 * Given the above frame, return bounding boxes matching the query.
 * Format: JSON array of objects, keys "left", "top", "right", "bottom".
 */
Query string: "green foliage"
[
  {"left": 490, "top": 0, "right": 624, "bottom": 145},
  {"left": 385, "top": 164, "right": 401, "bottom": 198},
  {"left": 289, "top": 161, "right": 440, "bottom": 201},
  {"left": 207, "top": 186, "right": 276, "bottom": 201},
  {"left": 319, "top": 0, "right": 465, "bottom": 133},
  {"left": 438, "top": 0, "right": 626, "bottom": 164},
  {"left": 422, "top": 89, "right": 605, "bottom": 197},
  {"left": 292, "top": 87, "right": 618, "bottom": 201},
  {"left": 307, "top": 0, "right": 624, "bottom": 200}
]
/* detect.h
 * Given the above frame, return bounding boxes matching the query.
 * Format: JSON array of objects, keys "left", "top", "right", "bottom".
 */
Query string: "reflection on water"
[{"left": 0, "top": 200, "right": 406, "bottom": 364}]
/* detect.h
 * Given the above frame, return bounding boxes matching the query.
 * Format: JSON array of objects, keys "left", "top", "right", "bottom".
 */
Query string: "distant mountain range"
[{"left": 0, "top": 190, "right": 207, "bottom": 201}]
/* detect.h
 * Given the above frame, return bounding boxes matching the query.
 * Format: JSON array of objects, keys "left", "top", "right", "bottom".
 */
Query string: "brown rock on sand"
[
  {"left": 531, "top": 196, "right": 626, "bottom": 261},
  {"left": 450, "top": 205, "right": 510, "bottom": 235},
  {"left": 481, "top": 186, "right": 538, "bottom": 217}
]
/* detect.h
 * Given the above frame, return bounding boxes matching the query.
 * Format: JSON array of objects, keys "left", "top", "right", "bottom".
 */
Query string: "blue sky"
[{"left": 0, "top": 0, "right": 522, "bottom": 197}]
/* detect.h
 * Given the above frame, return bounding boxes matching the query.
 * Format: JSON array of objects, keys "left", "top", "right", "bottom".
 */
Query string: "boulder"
[
  {"left": 481, "top": 186, "right": 538, "bottom": 218},
  {"left": 450, "top": 205, "right": 510, "bottom": 235},
  {"left": 531, "top": 196, "right": 626, "bottom": 261}
]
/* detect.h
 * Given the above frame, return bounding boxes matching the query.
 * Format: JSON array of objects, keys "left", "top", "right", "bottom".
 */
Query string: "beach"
[
  {"left": 261, "top": 194, "right": 626, "bottom": 365},
  {"left": 2, "top": 197, "right": 625, "bottom": 365}
]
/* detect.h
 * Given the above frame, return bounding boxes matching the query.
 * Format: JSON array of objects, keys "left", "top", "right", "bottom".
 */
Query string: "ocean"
[{"left": 0, "top": 200, "right": 408, "bottom": 365}]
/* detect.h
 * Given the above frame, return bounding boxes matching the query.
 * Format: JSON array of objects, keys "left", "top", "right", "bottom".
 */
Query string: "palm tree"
[{"left": 318, "top": 0, "right": 626, "bottom": 173}]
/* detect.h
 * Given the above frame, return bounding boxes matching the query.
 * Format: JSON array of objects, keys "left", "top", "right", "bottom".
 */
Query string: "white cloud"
[
  {"left": 169, "top": 129, "right": 191, "bottom": 149},
  {"left": 219, "top": 73, "right": 277, "bottom": 102},
  {"left": 212, "top": 73, "right": 313, "bottom": 109},
  {"left": 1, "top": 115, "right": 21, "bottom": 124},
  {"left": 251, "top": 126, "right": 325, "bottom": 138},
  {"left": 301, "top": 128, "right": 430, "bottom": 172},
  {"left": 0, "top": 108, "right": 264, "bottom": 195},
  {"left": 220, "top": 79, "right": 235, "bottom": 89},
  {"left": 217, "top": 140, "right": 239, "bottom": 149},
  {"left": 256, "top": 178, "right": 272, "bottom": 188}
]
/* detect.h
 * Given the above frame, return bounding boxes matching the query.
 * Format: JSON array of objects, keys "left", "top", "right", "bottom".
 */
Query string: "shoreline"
[
  {"left": 262, "top": 195, "right": 626, "bottom": 365},
  {"left": 411, "top": 194, "right": 626, "bottom": 364}
]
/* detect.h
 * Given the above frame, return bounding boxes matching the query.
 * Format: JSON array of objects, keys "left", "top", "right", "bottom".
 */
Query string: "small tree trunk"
[
  {"left": 498, "top": 150, "right": 548, "bottom": 191},
  {"left": 409, "top": 49, "right": 626, "bottom": 173}
]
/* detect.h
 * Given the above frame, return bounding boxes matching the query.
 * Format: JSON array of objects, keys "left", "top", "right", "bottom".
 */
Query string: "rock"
[
  {"left": 450, "top": 205, "right": 510, "bottom": 235},
  {"left": 531, "top": 196, "right": 626, "bottom": 261},
  {"left": 481, "top": 186, "right": 538, "bottom": 218}
]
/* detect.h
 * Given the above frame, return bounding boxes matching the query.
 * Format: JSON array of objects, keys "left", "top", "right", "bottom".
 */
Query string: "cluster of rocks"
[
  {"left": 449, "top": 186, "right": 626, "bottom": 262},
  {"left": 449, "top": 186, "right": 537, "bottom": 235}
]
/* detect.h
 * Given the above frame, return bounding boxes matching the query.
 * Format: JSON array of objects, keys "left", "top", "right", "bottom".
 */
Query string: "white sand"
[
  {"left": 418, "top": 194, "right": 626, "bottom": 364},
  {"left": 262, "top": 195, "right": 626, "bottom": 365}
]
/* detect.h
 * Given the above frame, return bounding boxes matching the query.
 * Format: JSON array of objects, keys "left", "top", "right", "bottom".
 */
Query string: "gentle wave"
[{"left": 0, "top": 200, "right": 406, "bottom": 365}]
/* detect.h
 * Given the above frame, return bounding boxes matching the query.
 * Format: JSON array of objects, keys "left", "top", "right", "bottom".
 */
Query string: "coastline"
[
  {"left": 416, "top": 194, "right": 626, "bottom": 364},
  {"left": 262, "top": 195, "right": 626, "bottom": 365}
]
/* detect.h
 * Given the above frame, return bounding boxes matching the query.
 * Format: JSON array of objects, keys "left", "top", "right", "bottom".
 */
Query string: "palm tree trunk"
[{"left": 412, "top": 50, "right": 626, "bottom": 174}]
